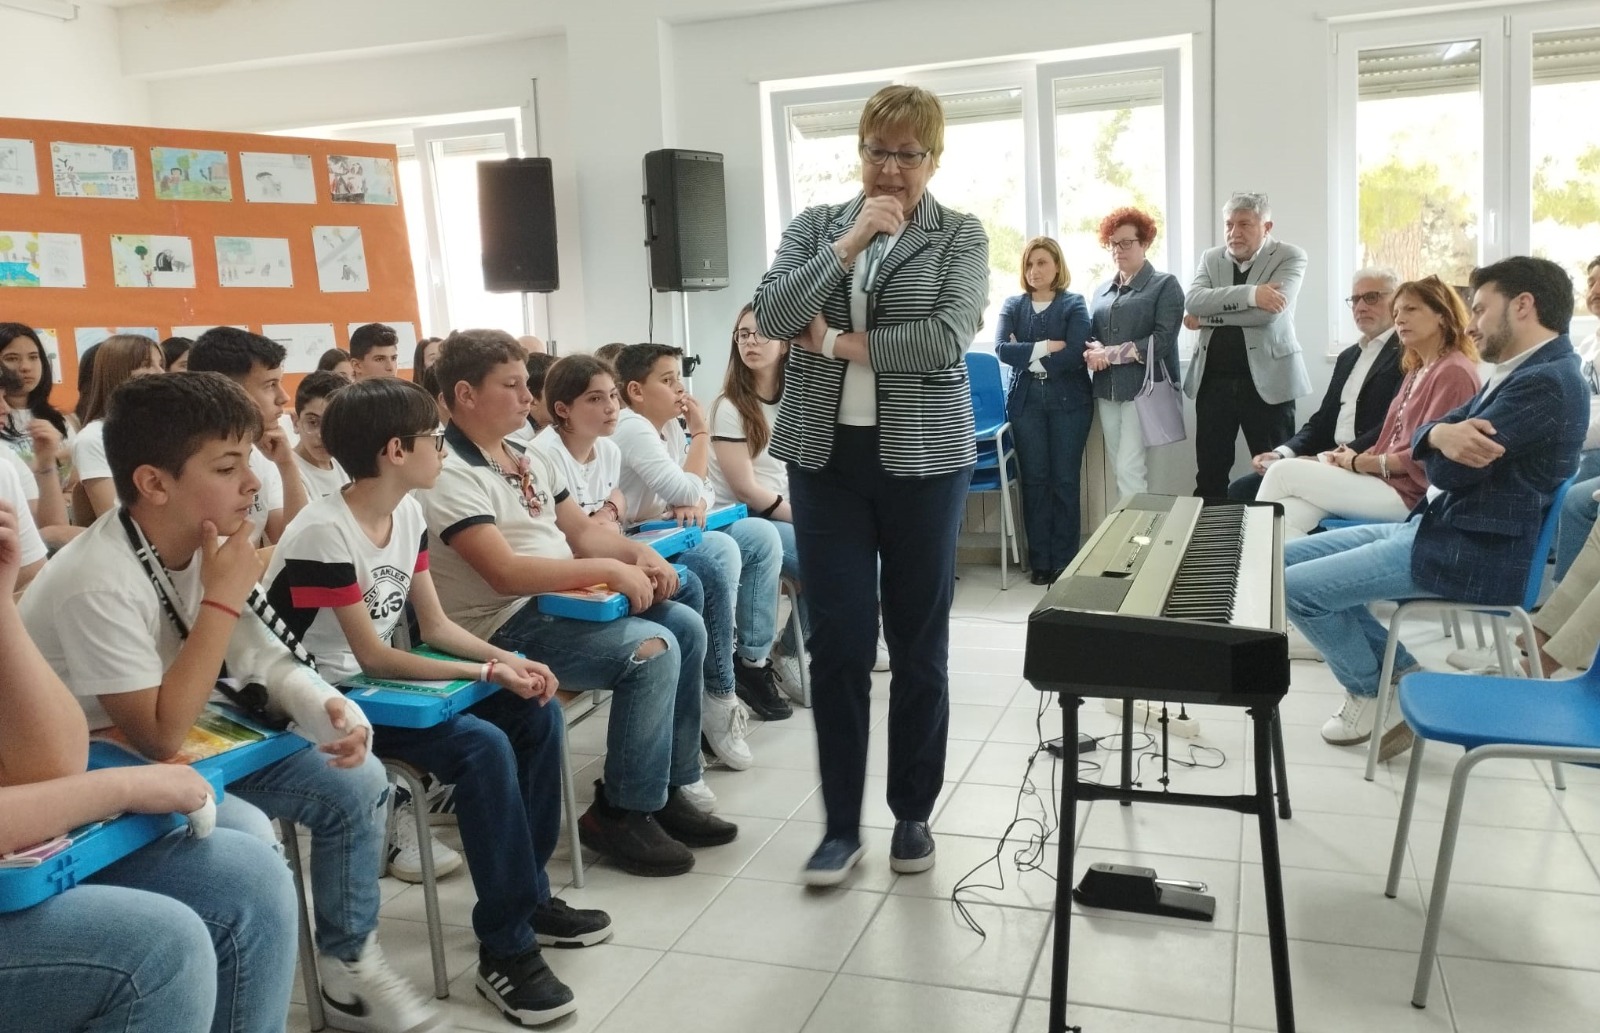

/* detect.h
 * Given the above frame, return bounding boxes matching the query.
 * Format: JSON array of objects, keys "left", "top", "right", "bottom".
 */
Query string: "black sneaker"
[
  {"left": 889, "top": 820, "right": 936, "bottom": 874},
  {"left": 735, "top": 659, "right": 793, "bottom": 721},
  {"left": 577, "top": 781, "right": 694, "bottom": 877},
  {"left": 654, "top": 787, "right": 739, "bottom": 847},
  {"left": 532, "top": 897, "right": 613, "bottom": 948},
  {"left": 476, "top": 945, "right": 576, "bottom": 1027}
]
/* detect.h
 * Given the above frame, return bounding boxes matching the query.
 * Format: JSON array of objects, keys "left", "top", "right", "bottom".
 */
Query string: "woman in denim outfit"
[
  {"left": 997, "top": 237, "right": 1092, "bottom": 584},
  {"left": 1086, "top": 207, "right": 1186, "bottom": 503}
]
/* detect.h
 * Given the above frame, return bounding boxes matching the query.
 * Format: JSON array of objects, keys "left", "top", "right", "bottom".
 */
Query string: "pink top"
[{"left": 1364, "top": 349, "right": 1482, "bottom": 509}]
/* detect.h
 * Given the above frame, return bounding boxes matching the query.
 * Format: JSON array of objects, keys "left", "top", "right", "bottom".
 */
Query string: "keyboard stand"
[{"left": 1048, "top": 692, "right": 1296, "bottom": 1032}]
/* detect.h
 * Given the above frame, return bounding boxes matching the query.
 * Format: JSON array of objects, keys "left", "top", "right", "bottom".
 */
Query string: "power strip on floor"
[{"left": 1100, "top": 697, "right": 1202, "bottom": 739}]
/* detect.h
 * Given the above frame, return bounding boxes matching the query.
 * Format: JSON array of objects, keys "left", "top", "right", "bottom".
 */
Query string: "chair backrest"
[
  {"left": 1523, "top": 474, "right": 1578, "bottom": 611},
  {"left": 964, "top": 351, "right": 1008, "bottom": 433}
]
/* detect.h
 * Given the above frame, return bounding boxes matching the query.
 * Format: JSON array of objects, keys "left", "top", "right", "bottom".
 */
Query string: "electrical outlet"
[{"left": 1132, "top": 700, "right": 1201, "bottom": 739}]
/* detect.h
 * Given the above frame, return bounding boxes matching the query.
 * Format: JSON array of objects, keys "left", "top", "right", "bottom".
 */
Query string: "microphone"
[{"left": 860, "top": 232, "right": 891, "bottom": 294}]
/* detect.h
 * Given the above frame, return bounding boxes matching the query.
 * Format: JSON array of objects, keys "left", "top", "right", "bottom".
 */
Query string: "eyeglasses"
[
  {"left": 860, "top": 144, "right": 931, "bottom": 170},
  {"left": 1345, "top": 291, "right": 1393, "bottom": 308},
  {"left": 402, "top": 427, "right": 446, "bottom": 453},
  {"left": 734, "top": 329, "right": 774, "bottom": 345},
  {"left": 1106, "top": 238, "right": 1143, "bottom": 252}
]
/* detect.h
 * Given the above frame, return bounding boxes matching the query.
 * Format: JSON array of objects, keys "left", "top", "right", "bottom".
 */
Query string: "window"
[
  {"left": 1529, "top": 28, "right": 1600, "bottom": 311},
  {"left": 768, "top": 48, "right": 1185, "bottom": 350},
  {"left": 1355, "top": 40, "right": 1484, "bottom": 286}
]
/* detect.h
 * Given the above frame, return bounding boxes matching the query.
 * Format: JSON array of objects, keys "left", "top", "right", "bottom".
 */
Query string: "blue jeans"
[
  {"left": 771, "top": 518, "right": 810, "bottom": 653},
  {"left": 683, "top": 521, "right": 783, "bottom": 671},
  {"left": 678, "top": 535, "right": 738, "bottom": 694},
  {"left": 221, "top": 747, "right": 391, "bottom": 962},
  {"left": 0, "top": 827, "right": 297, "bottom": 1033},
  {"left": 1553, "top": 455, "right": 1600, "bottom": 577},
  {"left": 378, "top": 691, "right": 563, "bottom": 958},
  {"left": 489, "top": 596, "right": 706, "bottom": 812},
  {"left": 1008, "top": 381, "right": 1092, "bottom": 571},
  {"left": 1285, "top": 520, "right": 1435, "bottom": 698},
  {"left": 789, "top": 426, "right": 972, "bottom": 839}
]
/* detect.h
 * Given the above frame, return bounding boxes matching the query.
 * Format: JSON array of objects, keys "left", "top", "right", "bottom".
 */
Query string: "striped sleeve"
[
  {"left": 753, "top": 204, "right": 849, "bottom": 341},
  {"left": 866, "top": 213, "right": 989, "bottom": 373}
]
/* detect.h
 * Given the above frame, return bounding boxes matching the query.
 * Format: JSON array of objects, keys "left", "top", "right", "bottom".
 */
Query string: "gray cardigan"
[{"left": 1087, "top": 262, "right": 1185, "bottom": 403}]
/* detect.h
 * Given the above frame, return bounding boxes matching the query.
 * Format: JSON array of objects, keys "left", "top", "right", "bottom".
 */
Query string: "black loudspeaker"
[
  {"left": 643, "top": 149, "right": 728, "bottom": 291},
  {"left": 478, "top": 158, "right": 559, "bottom": 293}
]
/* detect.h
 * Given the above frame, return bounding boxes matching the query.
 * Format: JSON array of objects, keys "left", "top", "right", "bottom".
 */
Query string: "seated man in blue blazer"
[
  {"left": 1283, "top": 256, "right": 1587, "bottom": 760},
  {"left": 1228, "top": 269, "right": 1405, "bottom": 500}
]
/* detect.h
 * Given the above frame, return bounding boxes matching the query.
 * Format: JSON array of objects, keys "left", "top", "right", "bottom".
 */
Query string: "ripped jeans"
[{"left": 489, "top": 596, "right": 708, "bottom": 812}]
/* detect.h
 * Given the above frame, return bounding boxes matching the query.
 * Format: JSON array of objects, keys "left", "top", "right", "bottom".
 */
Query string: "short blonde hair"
[
  {"left": 1019, "top": 237, "right": 1070, "bottom": 292},
  {"left": 858, "top": 85, "right": 946, "bottom": 163}
]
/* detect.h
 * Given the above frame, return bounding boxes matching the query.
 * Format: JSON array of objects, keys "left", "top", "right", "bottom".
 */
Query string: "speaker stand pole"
[{"left": 679, "top": 291, "right": 694, "bottom": 384}]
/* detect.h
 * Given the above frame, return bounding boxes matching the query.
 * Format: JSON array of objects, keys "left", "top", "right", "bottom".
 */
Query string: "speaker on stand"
[
  {"left": 478, "top": 157, "right": 559, "bottom": 347},
  {"left": 642, "top": 149, "right": 728, "bottom": 380}
]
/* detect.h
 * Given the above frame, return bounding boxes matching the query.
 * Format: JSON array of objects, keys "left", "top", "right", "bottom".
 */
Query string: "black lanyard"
[{"left": 116, "top": 508, "right": 317, "bottom": 670}]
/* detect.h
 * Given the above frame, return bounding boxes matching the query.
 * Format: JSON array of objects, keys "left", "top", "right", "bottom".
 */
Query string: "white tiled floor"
[{"left": 287, "top": 564, "right": 1600, "bottom": 1033}]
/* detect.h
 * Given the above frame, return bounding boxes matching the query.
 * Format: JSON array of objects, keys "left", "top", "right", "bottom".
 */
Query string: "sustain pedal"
[{"left": 1072, "top": 862, "right": 1216, "bottom": 922}]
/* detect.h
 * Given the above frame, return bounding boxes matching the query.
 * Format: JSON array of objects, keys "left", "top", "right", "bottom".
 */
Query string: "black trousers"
[
  {"left": 788, "top": 426, "right": 973, "bottom": 840},
  {"left": 1194, "top": 372, "right": 1296, "bottom": 498}
]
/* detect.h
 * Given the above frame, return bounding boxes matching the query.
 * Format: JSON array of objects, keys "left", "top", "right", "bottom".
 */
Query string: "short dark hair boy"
[
  {"left": 321, "top": 378, "right": 439, "bottom": 479},
  {"left": 435, "top": 329, "right": 526, "bottom": 411},
  {"left": 613, "top": 344, "right": 683, "bottom": 405},
  {"left": 349, "top": 324, "right": 401, "bottom": 381},
  {"left": 189, "top": 327, "right": 287, "bottom": 378},
  {"left": 104, "top": 373, "right": 259, "bottom": 506}
]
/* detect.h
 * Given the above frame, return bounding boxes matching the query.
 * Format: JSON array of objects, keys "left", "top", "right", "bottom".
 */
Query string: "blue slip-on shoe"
[{"left": 802, "top": 836, "right": 866, "bottom": 887}]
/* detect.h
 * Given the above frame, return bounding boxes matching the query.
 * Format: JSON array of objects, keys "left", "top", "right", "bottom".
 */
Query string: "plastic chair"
[
  {"left": 378, "top": 760, "right": 450, "bottom": 998},
  {"left": 963, "top": 351, "right": 1023, "bottom": 589},
  {"left": 778, "top": 575, "right": 810, "bottom": 707},
  {"left": 1384, "top": 661, "right": 1600, "bottom": 1007},
  {"left": 1364, "top": 476, "right": 1576, "bottom": 782}
]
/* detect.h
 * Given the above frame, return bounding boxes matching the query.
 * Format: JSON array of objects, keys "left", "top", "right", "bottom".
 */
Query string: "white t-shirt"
[
  {"left": 264, "top": 493, "right": 430, "bottom": 685},
  {"left": 707, "top": 395, "right": 786, "bottom": 508},
  {"left": 613, "top": 408, "right": 714, "bottom": 525},
  {"left": 0, "top": 439, "right": 38, "bottom": 503},
  {"left": 244, "top": 448, "right": 285, "bottom": 546},
  {"left": 294, "top": 452, "right": 352, "bottom": 501},
  {"left": 0, "top": 457, "right": 46, "bottom": 567},
  {"left": 16, "top": 511, "right": 357, "bottom": 735},
  {"left": 530, "top": 426, "right": 621, "bottom": 516},
  {"left": 72, "top": 419, "right": 109, "bottom": 483},
  {"left": 417, "top": 427, "right": 574, "bottom": 639}
]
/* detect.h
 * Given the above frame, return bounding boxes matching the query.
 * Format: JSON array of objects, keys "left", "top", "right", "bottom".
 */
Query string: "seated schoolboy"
[
  {"left": 0, "top": 498, "right": 299, "bottom": 1033},
  {"left": 18, "top": 373, "right": 438, "bottom": 1033},
  {"left": 187, "top": 328, "right": 309, "bottom": 545},
  {"left": 266, "top": 378, "right": 609, "bottom": 1027},
  {"left": 417, "top": 330, "right": 738, "bottom": 876},
  {"left": 291, "top": 370, "right": 354, "bottom": 500},
  {"left": 612, "top": 344, "right": 789, "bottom": 722},
  {"left": 349, "top": 323, "right": 401, "bottom": 381},
  {"left": 532, "top": 355, "right": 753, "bottom": 768}
]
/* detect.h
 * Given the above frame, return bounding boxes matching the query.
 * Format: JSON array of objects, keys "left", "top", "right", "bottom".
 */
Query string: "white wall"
[{"left": 0, "top": 4, "right": 148, "bottom": 123}]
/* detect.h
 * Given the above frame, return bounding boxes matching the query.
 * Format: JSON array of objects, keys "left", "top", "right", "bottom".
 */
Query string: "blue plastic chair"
[
  {"left": 1385, "top": 660, "right": 1600, "bottom": 1007},
  {"left": 1365, "top": 475, "right": 1577, "bottom": 782},
  {"left": 964, "top": 351, "right": 1023, "bottom": 588}
]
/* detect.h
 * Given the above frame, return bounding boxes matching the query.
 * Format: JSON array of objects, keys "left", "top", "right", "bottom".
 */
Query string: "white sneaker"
[
  {"left": 319, "top": 934, "right": 441, "bottom": 1033},
  {"left": 772, "top": 651, "right": 807, "bottom": 705},
  {"left": 702, "top": 692, "right": 754, "bottom": 770},
  {"left": 1447, "top": 645, "right": 1499, "bottom": 673},
  {"left": 679, "top": 778, "right": 717, "bottom": 813},
  {"left": 1287, "top": 623, "right": 1323, "bottom": 662},
  {"left": 421, "top": 777, "right": 458, "bottom": 826},
  {"left": 873, "top": 637, "right": 891, "bottom": 672},
  {"left": 1321, "top": 693, "right": 1377, "bottom": 746},
  {"left": 387, "top": 800, "right": 464, "bottom": 883}
]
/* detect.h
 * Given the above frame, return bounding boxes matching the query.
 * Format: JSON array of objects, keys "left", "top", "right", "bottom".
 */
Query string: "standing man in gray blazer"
[{"left": 1182, "top": 192, "right": 1311, "bottom": 497}]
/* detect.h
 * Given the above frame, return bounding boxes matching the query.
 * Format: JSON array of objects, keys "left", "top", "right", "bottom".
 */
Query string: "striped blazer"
[{"left": 752, "top": 191, "right": 990, "bottom": 478}]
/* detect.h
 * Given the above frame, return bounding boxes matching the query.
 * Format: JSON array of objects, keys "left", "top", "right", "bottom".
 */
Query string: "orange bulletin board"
[{"left": 0, "top": 117, "right": 420, "bottom": 411}]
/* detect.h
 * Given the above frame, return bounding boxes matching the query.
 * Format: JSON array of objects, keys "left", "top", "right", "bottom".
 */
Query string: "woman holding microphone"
[
  {"left": 753, "top": 84, "right": 989, "bottom": 886},
  {"left": 997, "top": 237, "right": 1092, "bottom": 583}
]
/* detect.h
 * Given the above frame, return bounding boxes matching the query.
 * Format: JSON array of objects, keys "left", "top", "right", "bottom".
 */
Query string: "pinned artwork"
[
  {"left": 0, "top": 139, "right": 39, "bottom": 195},
  {"left": 0, "top": 232, "right": 86, "bottom": 288},
  {"left": 151, "top": 147, "right": 233, "bottom": 202},
  {"left": 327, "top": 155, "right": 397, "bottom": 205},
  {"left": 51, "top": 142, "right": 138, "bottom": 199},
  {"left": 240, "top": 152, "right": 317, "bottom": 204},
  {"left": 312, "top": 226, "right": 368, "bottom": 292},
  {"left": 32, "top": 328, "right": 62, "bottom": 383},
  {"left": 110, "top": 234, "right": 196, "bottom": 289},
  {"left": 263, "top": 323, "right": 338, "bottom": 373},
  {"left": 216, "top": 236, "right": 293, "bottom": 288}
]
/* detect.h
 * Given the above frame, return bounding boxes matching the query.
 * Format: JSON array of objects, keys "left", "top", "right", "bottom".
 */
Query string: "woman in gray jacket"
[{"left": 1086, "top": 207, "right": 1186, "bottom": 502}]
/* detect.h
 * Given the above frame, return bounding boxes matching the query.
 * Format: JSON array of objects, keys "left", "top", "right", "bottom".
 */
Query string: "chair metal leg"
[
  {"left": 558, "top": 705, "right": 585, "bottom": 888},
  {"left": 1491, "top": 618, "right": 1516, "bottom": 685},
  {"left": 279, "top": 820, "right": 326, "bottom": 1031},
  {"left": 1367, "top": 608, "right": 1409, "bottom": 782},
  {"left": 996, "top": 453, "right": 1013, "bottom": 590},
  {"left": 1413, "top": 747, "right": 1485, "bottom": 1008},
  {"left": 1471, "top": 613, "right": 1487, "bottom": 649},
  {"left": 1386, "top": 736, "right": 1427, "bottom": 898},
  {"left": 385, "top": 765, "right": 448, "bottom": 998}
]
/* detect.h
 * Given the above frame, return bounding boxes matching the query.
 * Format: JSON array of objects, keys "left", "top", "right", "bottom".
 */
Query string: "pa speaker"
[
  {"left": 643, "top": 149, "right": 728, "bottom": 291},
  {"left": 478, "top": 158, "right": 559, "bottom": 293}
]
